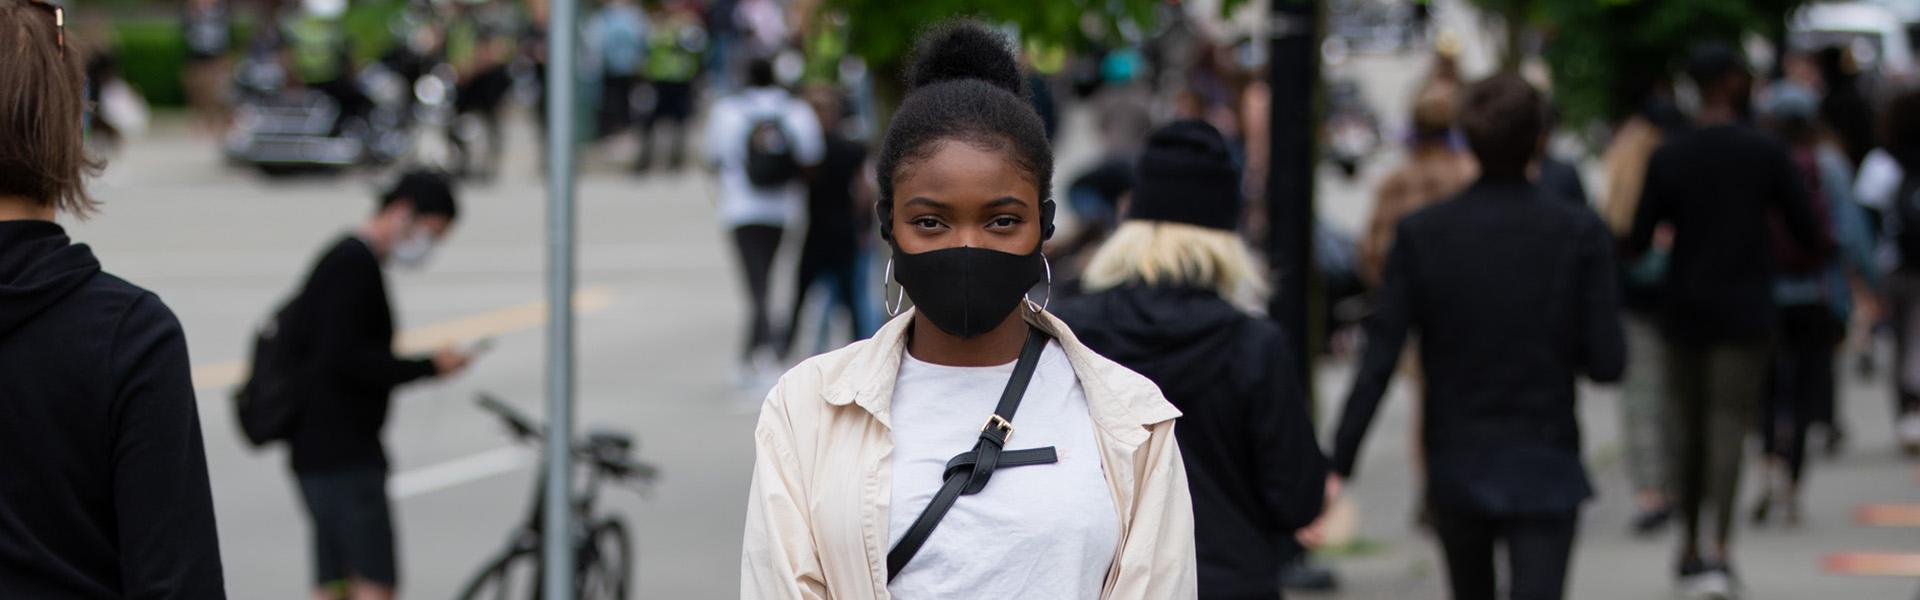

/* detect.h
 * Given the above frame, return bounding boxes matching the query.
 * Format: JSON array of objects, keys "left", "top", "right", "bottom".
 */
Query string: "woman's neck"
[
  {"left": 906, "top": 308, "right": 1031, "bottom": 367},
  {"left": 0, "top": 196, "right": 55, "bottom": 222}
]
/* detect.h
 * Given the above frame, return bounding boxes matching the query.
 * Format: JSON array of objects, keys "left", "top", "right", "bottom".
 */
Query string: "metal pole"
[
  {"left": 542, "top": 0, "right": 579, "bottom": 594},
  {"left": 1267, "top": 0, "right": 1319, "bottom": 395}
]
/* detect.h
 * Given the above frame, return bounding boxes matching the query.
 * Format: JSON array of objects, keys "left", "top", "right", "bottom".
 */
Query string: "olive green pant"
[{"left": 1664, "top": 339, "right": 1770, "bottom": 556}]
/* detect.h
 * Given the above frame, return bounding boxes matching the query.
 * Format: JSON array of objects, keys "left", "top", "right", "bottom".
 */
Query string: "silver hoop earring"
[
  {"left": 1027, "top": 254, "right": 1053, "bottom": 312},
  {"left": 884, "top": 257, "right": 905, "bottom": 316}
]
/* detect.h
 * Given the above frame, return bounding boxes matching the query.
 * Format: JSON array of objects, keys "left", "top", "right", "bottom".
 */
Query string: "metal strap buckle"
[{"left": 982, "top": 414, "right": 1014, "bottom": 443}]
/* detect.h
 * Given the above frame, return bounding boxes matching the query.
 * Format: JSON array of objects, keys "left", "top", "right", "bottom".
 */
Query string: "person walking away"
[
  {"left": 1871, "top": 89, "right": 1920, "bottom": 455},
  {"left": 1622, "top": 43, "right": 1829, "bottom": 599},
  {"left": 1815, "top": 46, "right": 1875, "bottom": 170},
  {"left": 1328, "top": 73, "right": 1626, "bottom": 600},
  {"left": 1601, "top": 90, "right": 1690, "bottom": 535},
  {"left": 778, "top": 85, "right": 871, "bottom": 361},
  {"left": 181, "top": 0, "right": 233, "bottom": 136},
  {"left": 741, "top": 22, "right": 1195, "bottom": 597},
  {"left": 635, "top": 1, "right": 704, "bottom": 172},
  {"left": 286, "top": 171, "right": 475, "bottom": 600},
  {"left": 705, "top": 57, "right": 822, "bottom": 390},
  {"left": 1750, "top": 81, "right": 1880, "bottom": 526},
  {"left": 0, "top": 4, "right": 226, "bottom": 595},
  {"left": 1055, "top": 120, "right": 1327, "bottom": 599},
  {"left": 587, "top": 0, "right": 647, "bottom": 139}
]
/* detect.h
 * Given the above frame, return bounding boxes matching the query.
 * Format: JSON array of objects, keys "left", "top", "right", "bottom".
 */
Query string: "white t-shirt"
[
  {"left": 703, "top": 88, "right": 824, "bottom": 228},
  {"left": 886, "top": 341, "right": 1119, "bottom": 599}
]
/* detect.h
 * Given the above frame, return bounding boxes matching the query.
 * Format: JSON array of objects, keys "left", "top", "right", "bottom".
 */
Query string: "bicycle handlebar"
[{"left": 474, "top": 393, "right": 659, "bottom": 485}]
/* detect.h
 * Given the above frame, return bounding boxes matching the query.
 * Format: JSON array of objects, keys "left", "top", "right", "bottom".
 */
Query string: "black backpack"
[
  {"left": 743, "top": 114, "right": 800, "bottom": 188},
  {"left": 233, "top": 300, "right": 307, "bottom": 448}
]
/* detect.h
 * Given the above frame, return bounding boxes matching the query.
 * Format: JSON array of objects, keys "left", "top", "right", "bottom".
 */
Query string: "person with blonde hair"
[{"left": 1056, "top": 120, "right": 1326, "bottom": 599}]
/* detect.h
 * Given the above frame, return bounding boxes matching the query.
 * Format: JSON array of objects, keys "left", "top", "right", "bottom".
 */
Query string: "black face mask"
[{"left": 893, "top": 244, "right": 1045, "bottom": 339}]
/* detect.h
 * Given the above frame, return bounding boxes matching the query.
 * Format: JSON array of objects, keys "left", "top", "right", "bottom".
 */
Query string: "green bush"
[{"left": 108, "top": 0, "right": 404, "bottom": 109}]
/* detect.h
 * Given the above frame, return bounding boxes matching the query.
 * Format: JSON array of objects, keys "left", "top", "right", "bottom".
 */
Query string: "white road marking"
[{"left": 389, "top": 446, "right": 533, "bottom": 499}]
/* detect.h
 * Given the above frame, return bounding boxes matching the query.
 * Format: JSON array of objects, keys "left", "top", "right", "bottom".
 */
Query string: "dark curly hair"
[{"left": 875, "top": 20, "right": 1055, "bottom": 242}]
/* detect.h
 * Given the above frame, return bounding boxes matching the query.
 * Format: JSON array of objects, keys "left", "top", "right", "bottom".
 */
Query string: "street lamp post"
[
  {"left": 542, "top": 0, "right": 580, "bottom": 595},
  {"left": 1268, "top": 0, "right": 1319, "bottom": 395}
]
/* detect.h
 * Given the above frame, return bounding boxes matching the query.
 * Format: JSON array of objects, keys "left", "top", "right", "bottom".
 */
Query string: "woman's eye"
[
  {"left": 989, "top": 217, "right": 1022, "bottom": 228},
  {"left": 911, "top": 217, "right": 945, "bottom": 230}
]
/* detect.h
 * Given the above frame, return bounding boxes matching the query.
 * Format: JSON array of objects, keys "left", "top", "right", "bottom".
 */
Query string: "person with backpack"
[
  {"left": 1749, "top": 80, "right": 1880, "bottom": 526},
  {"left": 0, "top": 3, "right": 226, "bottom": 595},
  {"left": 283, "top": 170, "right": 473, "bottom": 600},
  {"left": 1622, "top": 44, "right": 1828, "bottom": 598},
  {"left": 1871, "top": 88, "right": 1920, "bottom": 456},
  {"left": 741, "top": 22, "right": 1194, "bottom": 597},
  {"left": 704, "top": 56, "right": 822, "bottom": 391}
]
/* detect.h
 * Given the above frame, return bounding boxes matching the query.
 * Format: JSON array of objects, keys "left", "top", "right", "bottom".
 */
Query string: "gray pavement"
[{"left": 64, "top": 42, "right": 1920, "bottom": 599}]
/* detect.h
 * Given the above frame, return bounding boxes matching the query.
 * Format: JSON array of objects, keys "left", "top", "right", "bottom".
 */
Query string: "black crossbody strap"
[{"left": 886, "top": 328, "right": 1055, "bottom": 581}]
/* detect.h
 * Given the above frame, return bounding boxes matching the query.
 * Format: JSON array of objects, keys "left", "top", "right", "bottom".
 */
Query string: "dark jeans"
[
  {"left": 1761, "top": 305, "right": 1842, "bottom": 485},
  {"left": 1430, "top": 506, "right": 1578, "bottom": 600},
  {"left": 780, "top": 247, "right": 867, "bottom": 361},
  {"left": 598, "top": 74, "right": 639, "bottom": 137},
  {"left": 637, "top": 80, "right": 693, "bottom": 170},
  {"left": 1665, "top": 339, "right": 1770, "bottom": 554},
  {"left": 732, "top": 225, "right": 784, "bottom": 363}
]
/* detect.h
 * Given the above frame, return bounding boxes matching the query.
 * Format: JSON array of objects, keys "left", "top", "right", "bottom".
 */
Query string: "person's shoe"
[
  {"left": 1631, "top": 505, "right": 1673, "bottom": 536},
  {"left": 1279, "top": 556, "right": 1339, "bottom": 592},
  {"left": 1822, "top": 423, "right": 1848, "bottom": 458},
  {"left": 1898, "top": 413, "right": 1920, "bottom": 457},
  {"left": 1678, "top": 560, "right": 1741, "bottom": 600}
]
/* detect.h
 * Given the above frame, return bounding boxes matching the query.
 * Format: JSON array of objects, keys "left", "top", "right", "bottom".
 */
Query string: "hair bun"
[{"left": 906, "top": 21, "right": 1026, "bottom": 98}]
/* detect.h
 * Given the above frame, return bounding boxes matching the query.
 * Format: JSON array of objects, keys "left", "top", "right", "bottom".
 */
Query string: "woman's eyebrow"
[
  {"left": 904, "top": 196, "right": 950, "bottom": 209},
  {"left": 986, "top": 197, "right": 1030, "bottom": 209}
]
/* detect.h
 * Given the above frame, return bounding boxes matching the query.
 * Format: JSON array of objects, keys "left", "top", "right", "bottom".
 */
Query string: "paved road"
[{"left": 68, "top": 40, "right": 1919, "bottom": 600}]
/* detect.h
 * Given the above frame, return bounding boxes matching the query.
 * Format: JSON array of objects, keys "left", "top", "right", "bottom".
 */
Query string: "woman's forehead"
[{"left": 895, "top": 141, "right": 1037, "bottom": 203}]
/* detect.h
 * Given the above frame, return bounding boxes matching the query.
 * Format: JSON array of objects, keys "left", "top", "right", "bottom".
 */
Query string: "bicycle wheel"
[
  {"left": 578, "top": 518, "right": 632, "bottom": 600},
  {"left": 457, "top": 548, "right": 541, "bottom": 600}
]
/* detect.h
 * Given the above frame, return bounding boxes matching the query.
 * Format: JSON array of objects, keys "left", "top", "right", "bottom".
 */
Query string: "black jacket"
[
  {"left": 1056, "top": 287, "right": 1326, "bottom": 599},
  {"left": 1332, "top": 178, "right": 1626, "bottom": 515},
  {"left": 1625, "top": 124, "right": 1827, "bottom": 343},
  {"left": 0, "top": 221, "right": 226, "bottom": 598},
  {"left": 286, "top": 235, "right": 436, "bottom": 473}
]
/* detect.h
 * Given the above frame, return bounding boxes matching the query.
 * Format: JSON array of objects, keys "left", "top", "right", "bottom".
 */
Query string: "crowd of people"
[{"left": 9, "top": 0, "right": 1920, "bottom": 598}]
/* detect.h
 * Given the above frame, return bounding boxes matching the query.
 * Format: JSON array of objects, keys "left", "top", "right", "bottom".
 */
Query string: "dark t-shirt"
[{"left": 802, "top": 133, "right": 868, "bottom": 261}]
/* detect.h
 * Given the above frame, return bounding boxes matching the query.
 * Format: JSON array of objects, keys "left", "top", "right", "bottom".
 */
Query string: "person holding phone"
[{"left": 284, "top": 170, "right": 473, "bottom": 600}]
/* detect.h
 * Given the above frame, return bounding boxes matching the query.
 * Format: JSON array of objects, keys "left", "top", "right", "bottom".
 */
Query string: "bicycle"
[{"left": 458, "top": 393, "right": 658, "bottom": 600}]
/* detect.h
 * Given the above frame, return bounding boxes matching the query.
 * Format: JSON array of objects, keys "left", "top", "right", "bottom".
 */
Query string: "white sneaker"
[{"left": 1898, "top": 413, "right": 1920, "bottom": 455}]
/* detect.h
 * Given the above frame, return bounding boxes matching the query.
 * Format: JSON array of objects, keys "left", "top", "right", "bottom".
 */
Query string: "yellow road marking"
[
  {"left": 1856, "top": 504, "right": 1920, "bottom": 528},
  {"left": 191, "top": 287, "right": 613, "bottom": 390},
  {"left": 1824, "top": 552, "right": 1920, "bottom": 577}
]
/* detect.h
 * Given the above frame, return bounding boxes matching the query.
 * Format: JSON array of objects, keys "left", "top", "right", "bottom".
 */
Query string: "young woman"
[
  {"left": 0, "top": 1, "right": 226, "bottom": 595},
  {"left": 741, "top": 22, "right": 1196, "bottom": 599}
]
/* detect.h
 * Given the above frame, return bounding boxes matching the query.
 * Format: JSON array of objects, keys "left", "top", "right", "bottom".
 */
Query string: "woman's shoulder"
[{"left": 762, "top": 336, "right": 882, "bottom": 412}]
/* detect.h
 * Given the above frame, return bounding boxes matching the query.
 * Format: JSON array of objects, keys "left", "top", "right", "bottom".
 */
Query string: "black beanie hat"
[{"left": 1127, "top": 120, "right": 1240, "bottom": 231}]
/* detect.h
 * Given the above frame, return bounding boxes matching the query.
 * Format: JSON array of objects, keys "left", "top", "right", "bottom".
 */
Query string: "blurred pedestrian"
[
  {"left": 1872, "top": 88, "right": 1920, "bottom": 455},
  {"left": 1750, "top": 81, "right": 1879, "bottom": 526},
  {"left": 0, "top": 2, "right": 226, "bottom": 595},
  {"left": 705, "top": 57, "right": 821, "bottom": 389},
  {"left": 1329, "top": 73, "right": 1626, "bottom": 600},
  {"left": 741, "top": 22, "right": 1194, "bottom": 597},
  {"left": 587, "top": 0, "right": 647, "bottom": 138},
  {"left": 1362, "top": 82, "right": 1475, "bottom": 287},
  {"left": 1815, "top": 46, "right": 1875, "bottom": 170},
  {"left": 181, "top": 0, "right": 233, "bottom": 136},
  {"left": 1623, "top": 43, "right": 1829, "bottom": 598},
  {"left": 1055, "top": 120, "right": 1327, "bottom": 599},
  {"left": 1601, "top": 90, "right": 1690, "bottom": 535},
  {"left": 285, "top": 171, "right": 474, "bottom": 600},
  {"left": 778, "top": 85, "right": 872, "bottom": 361},
  {"left": 635, "top": 1, "right": 704, "bottom": 172}
]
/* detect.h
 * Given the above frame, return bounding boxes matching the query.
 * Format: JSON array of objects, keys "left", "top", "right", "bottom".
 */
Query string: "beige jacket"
[{"left": 741, "top": 308, "right": 1198, "bottom": 599}]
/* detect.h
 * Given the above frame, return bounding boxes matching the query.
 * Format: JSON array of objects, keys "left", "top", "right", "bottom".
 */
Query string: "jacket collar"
[{"left": 822, "top": 307, "right": 1181, "bottom": 448}]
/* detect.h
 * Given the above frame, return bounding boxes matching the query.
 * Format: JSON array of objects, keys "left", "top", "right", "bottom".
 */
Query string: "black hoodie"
[
  {"left": 0, "top": 221, "right": 226, "bottom": 598},
  {"left": 1055, "top": 286, "right": 1326, "bottom": 600}
]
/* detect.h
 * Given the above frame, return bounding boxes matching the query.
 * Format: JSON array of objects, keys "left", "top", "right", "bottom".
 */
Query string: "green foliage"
[
  {"left": 1468, "top": 0, "right": 1809, "bottom": 127},
  {"left": 114, "top": 21, "right": 192, "bottom": 107},
  {"left": 826, "top": 0, "right": 1251, "bottom": 71}
]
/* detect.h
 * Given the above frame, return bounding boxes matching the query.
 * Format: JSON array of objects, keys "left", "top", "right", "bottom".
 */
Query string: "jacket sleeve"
[
  {"left": 1578, "top": 217, "right": 1627, "bottom": 383},
  {"left": 1252, "top": 326, "right": 1328, "bottom": 532},
  {"left": 1770, "top": 144, "right": 1832, "bottom": 260},
  {"left": 305, "top": 251, "right": 436, "bottom": 389},
  {"left": 1107, "top": 419, "right": 1198, "bottom": 600},
  {"left": 111, "top": 293, "right": 228, "bottom": 599},
  {"left": 1331, "top": 223, "right": 1417, "bottom": 478},
  {"left": 741, "top": 384, "right": 830, "bottom": 600}
]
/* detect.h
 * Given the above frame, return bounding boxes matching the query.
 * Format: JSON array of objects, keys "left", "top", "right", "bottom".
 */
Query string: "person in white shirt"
[
  {"left": 740, "top": 22, "right": 1196, "bottom": 599},
  {"left": 704, "top": 57, "right": 823, "bottom": 388}
]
